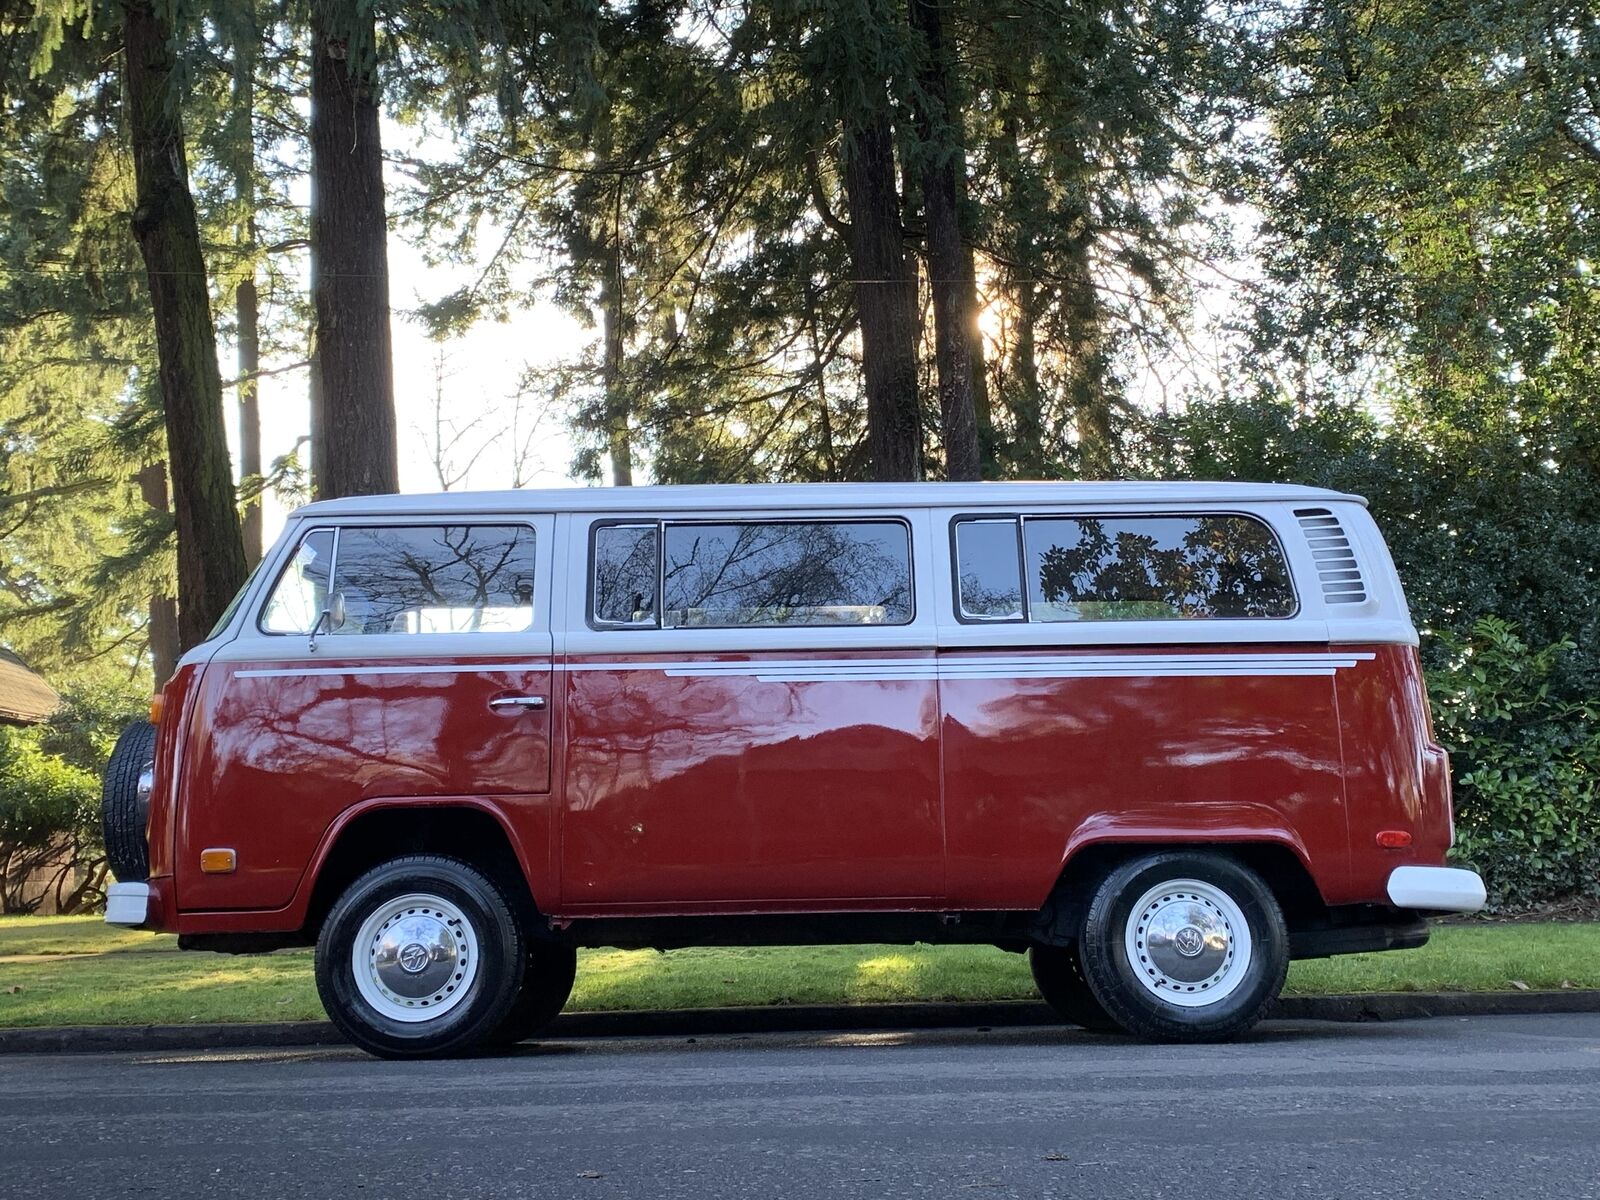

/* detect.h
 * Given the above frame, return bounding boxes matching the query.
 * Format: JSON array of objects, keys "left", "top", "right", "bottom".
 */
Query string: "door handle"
[{"left": 489, "top": 695, "right": 547, "bottom": 712}]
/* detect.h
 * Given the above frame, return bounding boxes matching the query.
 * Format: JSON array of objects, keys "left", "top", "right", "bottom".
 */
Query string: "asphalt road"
[{"left": 4, "top": 1014, "right": 1598, "bottom": 1200}]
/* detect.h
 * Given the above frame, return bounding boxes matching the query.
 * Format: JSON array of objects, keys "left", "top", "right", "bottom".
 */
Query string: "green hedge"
[
  {"left": 0, "top": 725, "right": 104, "bottom": 913},
  {"left": 1428, "top": 618, "right": 1600, "bottom": 909}
]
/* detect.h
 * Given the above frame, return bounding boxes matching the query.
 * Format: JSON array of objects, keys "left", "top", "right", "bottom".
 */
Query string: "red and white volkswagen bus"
[{"left": 100, "top": 482, "right": 1484, "bottom": 1057}]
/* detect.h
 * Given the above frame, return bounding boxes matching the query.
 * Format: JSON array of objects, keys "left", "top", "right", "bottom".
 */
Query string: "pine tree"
[{"left": 309, "top": 0, "right": 398, "bottom": 499}]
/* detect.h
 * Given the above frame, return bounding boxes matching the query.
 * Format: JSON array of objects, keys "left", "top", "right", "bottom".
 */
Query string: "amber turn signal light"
[
  {"left": 200, "top": 848, "right": 237, "bottom": 874},
  {"left": 148, "top": 693, "right": 164, "bottom": 726},
  {"left": 1375, "top": 830, "right": 1413, "bottom": 849}
]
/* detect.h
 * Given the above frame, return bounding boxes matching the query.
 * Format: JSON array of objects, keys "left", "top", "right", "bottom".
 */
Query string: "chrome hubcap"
[
  {"left": 351, "top": 893, "right": 479, "bottom": 1023},
  {"left": 1124, "top": 879, "right": 1253, "bottom": 1008}
]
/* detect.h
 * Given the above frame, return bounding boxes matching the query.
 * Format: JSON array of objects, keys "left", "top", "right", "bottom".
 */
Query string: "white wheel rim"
[
  {"left": 351, "top": 892, "right": 480, "bottom": 1024},
  {"left": 1124, "top": 878, "right": 1253, "bottom": 1008}
]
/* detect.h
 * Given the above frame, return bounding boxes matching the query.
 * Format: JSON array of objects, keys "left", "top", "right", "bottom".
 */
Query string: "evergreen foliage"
[
  {"left": 1430, "top": 619, "right": 1599, "bottom": 908},
  {"left": 0, "top": 0, "right": 1594, "bottom": 904}
]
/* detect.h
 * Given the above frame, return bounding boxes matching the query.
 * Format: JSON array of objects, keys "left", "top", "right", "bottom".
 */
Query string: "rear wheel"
[
  {"left": 492, "top": 942, "right": 578, "bottom": 1045},
  {"left": 1028, "top": 943, "right": 1117, "bottom": 1031},
  {"left": 315, "top": 856, "right": 524, "bottom": 1059},
  {"left": 1076, "top": 851, "right": 1288, "bottom": 1043}
]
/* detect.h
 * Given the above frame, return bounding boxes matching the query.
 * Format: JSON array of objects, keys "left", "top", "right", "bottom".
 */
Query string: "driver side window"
[{"left": 258, "top": 524, "right": 539, "bottom": 636}]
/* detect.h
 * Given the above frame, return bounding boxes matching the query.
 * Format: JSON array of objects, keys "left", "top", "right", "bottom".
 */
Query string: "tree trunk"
[
  {"left": 966, "top": 238, "right": 994, "bottom": 475},
  {"left": 308, "top": 317, "right": 325, "bottom": 493},
  {"left": 237, "top": 274, "right": 262, "bottom": 562},
  {"left": 309, "top": 0, "right": 398, "bottom": 499},
  {"left": 1063, "top": 235, "right": 1113, "bottom": 479},
  {"left": 839, "top": 109, "right": 922, "bottom": 481},
  {"left": 122, "top": 1, "right": 248, "bottom": 651},
  {"left": 908, "top": 0, "right": 981, "bottom": 481},
  {"left": 601, "top": 183, "right": 633, "bottom": 486},
  {"left": 1007, "top": 283, "right": 1047, "bottom": 477},
  {"left": 136, "top": 462, "right": 181, "bottom": 684},
  {"left": 233, "top": 40, "right": 263, "bottom": 564}
]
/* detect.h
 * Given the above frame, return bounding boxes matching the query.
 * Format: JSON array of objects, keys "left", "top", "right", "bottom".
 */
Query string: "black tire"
[
  {"left": 491, "top": 942, "right": 578, "bottom": 1045},
  {"left": 101, "top": 722, "right": 155, "bottom": 883},
  {"left": 1028, "top": 943, "right": 1118, "bottom": 1031},
  {"left": 315, "top": 856, "right": 526, "bottom": 1059},
  {"left": 1077, "top": 851, "right": 1288, "bottom": 1043}
]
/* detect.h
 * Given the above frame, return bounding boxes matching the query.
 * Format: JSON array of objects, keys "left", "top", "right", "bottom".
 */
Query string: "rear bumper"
[
  {"left": 1386, "top": 865, "right": 1486, "bottom": 912},
  {"left": 1289, "top": 907, "right": 1431, "bottom": 960},
  {"left": 104, "top": 882, "right": 150, "bottom": 926}
]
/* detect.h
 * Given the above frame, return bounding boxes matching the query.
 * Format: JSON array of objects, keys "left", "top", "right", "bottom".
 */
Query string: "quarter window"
[
  {"left": 260, "top": 529, "right": 335, "bottom": 634},
  {"left": 954, "top": 520, "right": 1024, "bottom": 621},
  {"left": 592, "top": 524, "right": 660, "bottom": 626},
  {"left": 952, "top": 514, "right": 1296, "bottom": 622}
]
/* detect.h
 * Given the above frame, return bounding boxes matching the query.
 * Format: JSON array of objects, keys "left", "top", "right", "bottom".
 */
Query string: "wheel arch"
[
  {"left": 1034, "top": 835, "right": 1327, "bottom": 946},
  {"left": 300, "top": 800, "right": 544, "bottom": 942}
]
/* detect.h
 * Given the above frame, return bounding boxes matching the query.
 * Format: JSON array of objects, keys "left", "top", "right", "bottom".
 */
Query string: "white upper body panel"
[
  {"left": 187, "top": 481, "right": 1415, "bottom": 670},
  {"left": 294, "top": 480, "right": 1366, "bottom": 519}
]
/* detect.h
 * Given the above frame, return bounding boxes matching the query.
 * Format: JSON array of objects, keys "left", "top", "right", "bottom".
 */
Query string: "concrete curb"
[{"left": 3, "top": 989, "right": 1599, "bottom": 1055}]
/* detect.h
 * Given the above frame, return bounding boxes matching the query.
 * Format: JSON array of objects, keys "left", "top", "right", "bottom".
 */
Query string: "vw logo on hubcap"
[
  {"left": 1173, "top": 925, "right": 1207, "bottom": 958},
  {"left": 396, "top": 942, "right": 432, "bottom": 974}
]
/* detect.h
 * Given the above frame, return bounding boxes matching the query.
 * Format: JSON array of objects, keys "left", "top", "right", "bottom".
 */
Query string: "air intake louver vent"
[{"left": 1294, "top": 508, "right": 1367, "bottom": 605}]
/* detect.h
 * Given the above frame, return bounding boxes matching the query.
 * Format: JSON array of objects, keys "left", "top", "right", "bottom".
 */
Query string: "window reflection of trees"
[
  {"left": 1030, "top": 516, "right": 1295, "bottom": 620},
  {"left": 593, "top": 527, "right": 659, "bottom": 625},
  {"left": 959, "top": 571, "right": 1024, "bottom": 619},
  {"left": 955, "top": 522, "right": 1024, "bottom": 619},
  {"left": 663, "top": 522, "right": 912, "bottom": 626},
  {"left": 332, "top": 526, "right": 537, "bottom": 634}
]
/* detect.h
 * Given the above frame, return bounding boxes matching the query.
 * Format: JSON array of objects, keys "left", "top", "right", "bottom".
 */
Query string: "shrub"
[
  {"left": 0, "top": 724, "right": 106, "bottom": 914},
  {"left": 38, "top": 682, "right": 148, "bottom": 774},
  {"left": 1427, "top": 618, "right": 1600, "bottom": 909}
]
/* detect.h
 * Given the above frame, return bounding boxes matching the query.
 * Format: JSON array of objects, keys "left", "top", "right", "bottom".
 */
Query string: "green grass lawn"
[{"left": 1, "top": 915, "right": 1595, "bottom": 1029}]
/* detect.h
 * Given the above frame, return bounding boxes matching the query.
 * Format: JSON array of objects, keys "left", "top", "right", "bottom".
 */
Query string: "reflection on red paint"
[{"left": 144, "top": 641, "right": 1453, "bottom": 934}]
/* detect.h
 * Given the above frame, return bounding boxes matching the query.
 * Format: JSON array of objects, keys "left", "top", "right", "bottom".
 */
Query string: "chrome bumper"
[
  {"left": 104, "top": 882, "right": 151, "bottom": 926},
  {"left": 1386, "top": 866, "right": 1487, "bottom": 912}
]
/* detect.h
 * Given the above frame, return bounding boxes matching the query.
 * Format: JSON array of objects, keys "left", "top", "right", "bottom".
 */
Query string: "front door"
[{"left": 179, "top": 518, "right": 555, "bottom": 912}]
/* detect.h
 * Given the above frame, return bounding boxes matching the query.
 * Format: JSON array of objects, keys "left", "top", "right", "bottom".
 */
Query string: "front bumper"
[
  {"left": 104, "top": 882, "right": 150, "bottom": 926},
  {"left": 1386, "top": 865, "right": 1487, "bottom": 912}
]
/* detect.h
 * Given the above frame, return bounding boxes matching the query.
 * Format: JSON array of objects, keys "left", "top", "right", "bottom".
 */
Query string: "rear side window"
[
  {"left": 590, "top": 519, "right": 914, "bottom": 628},
  {"left": 666, "top": 522, "right": 912, "bottom": 627},
  {"left": 260, "top": 525, "right": 538, "bottom": 636},
  {"left": 952, "top": 514, "right": 1296, "bottom": 622}
]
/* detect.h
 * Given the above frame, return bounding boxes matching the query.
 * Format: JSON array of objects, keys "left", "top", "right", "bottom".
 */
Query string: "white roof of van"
[{"left": 295, "top": 480, "right": 1366, "bottom": 519}]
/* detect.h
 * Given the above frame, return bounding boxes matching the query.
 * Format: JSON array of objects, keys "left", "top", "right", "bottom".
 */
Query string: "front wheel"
[
  {"left": 315, "top": 856, "right": 525, "bottom": 1059},
  {"left": 1077, "top": 851, "right": 1288, "bottom": 1043}
]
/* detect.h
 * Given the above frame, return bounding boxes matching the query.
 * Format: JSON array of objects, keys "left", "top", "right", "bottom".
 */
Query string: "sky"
[{"left": 239, "top": 204, "right": 589, "bottom": 545}]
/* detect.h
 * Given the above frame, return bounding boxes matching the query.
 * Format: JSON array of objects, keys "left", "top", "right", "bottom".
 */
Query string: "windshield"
[{"left": 206, "top": 559, "right": 267, "bottom": 640}]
